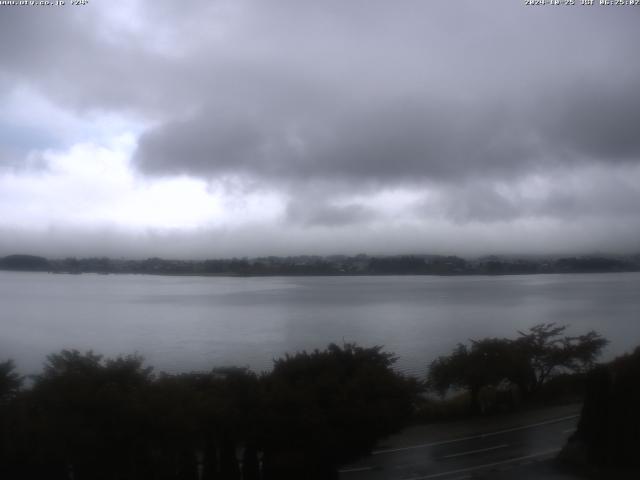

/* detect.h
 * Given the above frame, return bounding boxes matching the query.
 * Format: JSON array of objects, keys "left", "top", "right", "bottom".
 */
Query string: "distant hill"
[{"left": 0, "top": 254, "right": 50, "bottom": 271}]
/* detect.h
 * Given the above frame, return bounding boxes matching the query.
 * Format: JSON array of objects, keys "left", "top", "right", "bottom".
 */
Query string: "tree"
[
  {"left": 0, "top": 360, "right": 22, "bottom": 402},
  {"left": 261, "top": 343, "right": 421, "bottom": 479},
  {"left": 515, "top": 323, "right": 608, "bottom": 395},
  {"left": 427, "top": 324, "right": 608, "bottom": 413},
  {"left": 143, "top": 367, "right": 261, "bottom": 480},
  {"left": 24, "top": 350, "right": 154, "bottom": 480},
  {"left": 0, "top": 359, "right": 24, "bottom": 478},
  {"left": 427, "top": 338, "right": 525, "bottom": 414},
  {"left": 562, "top": 346, "right": 640, "bottom": 469}
]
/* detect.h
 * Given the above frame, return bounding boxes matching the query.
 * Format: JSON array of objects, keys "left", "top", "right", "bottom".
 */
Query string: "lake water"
[{"left": 1, "top": 271, "right": 639, "bottom": 377}]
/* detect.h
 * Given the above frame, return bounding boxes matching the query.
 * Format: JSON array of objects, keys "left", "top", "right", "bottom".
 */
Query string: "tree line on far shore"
[
  {"left": 2, "top": 252, "right": 639, "bottom": 276},
  {"left": 1, "top": 323, "right": 636, "bottom": 479}
]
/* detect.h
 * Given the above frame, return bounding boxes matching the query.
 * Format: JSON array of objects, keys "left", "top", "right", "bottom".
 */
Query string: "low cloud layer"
[{"left": 1, "top": 1, "right": 639, "bottom": 256}]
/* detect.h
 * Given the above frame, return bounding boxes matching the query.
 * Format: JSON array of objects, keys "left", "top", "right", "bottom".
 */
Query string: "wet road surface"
[{"left": 339, "top": 409, "right": 579, "bottom": 480}]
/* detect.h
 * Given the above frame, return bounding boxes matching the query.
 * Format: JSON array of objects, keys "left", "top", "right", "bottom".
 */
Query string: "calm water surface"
[{"left": 1, "top": 271, "right": 639, "bottom": 377}]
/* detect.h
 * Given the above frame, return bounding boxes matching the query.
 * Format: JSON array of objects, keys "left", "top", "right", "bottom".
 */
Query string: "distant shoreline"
[{"left": 2, "top": 253, "right": 639, "bottom": 277}]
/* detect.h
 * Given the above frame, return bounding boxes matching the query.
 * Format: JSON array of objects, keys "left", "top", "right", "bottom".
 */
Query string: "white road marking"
[
  {"left": 372, "top": 414, "right": 578, "bottom": 455},
  {"left": 338, "top": 466, "right": 373, "bottom": 473},
  {"left": 402, "top": 448, "right": 561, "bottom": 480},
  {"left": 345, "top": 444, "right": 508, "bottom": 474},
  {"left": 563, "top": 428, "right": 576, "bottom": 434},
  {"left": 442, "top": 443, "right": 508, "bottom": 459}
]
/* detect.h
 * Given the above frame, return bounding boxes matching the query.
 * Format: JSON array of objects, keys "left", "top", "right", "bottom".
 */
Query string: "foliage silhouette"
[
  {"left": 0, "top": 344, "right": 420, "bottom": 480},
  {"left": 560, "top": 346, "right": 640, "bottom": 473},
  {"left": 427, "top": 324, "right": 607, "bottom": 414},
  {"left": 514, "top": 323, "right": 608, "bottom": 395},
  {"left": 0, "top": 360, "right": 22, "bottom": 402},
  {"left": 260, "top": 343, "right": 421, "bottom": 479},
  {"left": 427, "top": 338, "right": 526, "bottom": 414}
]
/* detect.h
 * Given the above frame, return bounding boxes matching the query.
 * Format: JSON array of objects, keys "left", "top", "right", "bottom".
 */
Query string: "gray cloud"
[
  {"left": 2, "top": 0, "right": 640, "bottom": 254},
  {"left": 133, "top": 97, "right": 540, "bottom": 183},
  {"left": 286, "top": 201, "right": 376, "bottom": 227},
  {"left": 126, "top": 1, "right": 640, "bottom": 189},
  {"left": 415, "top": 164, "right": 640, "bottom": 225},
  {"left": 537, "top": 80, "right": 640, "bottom": 161},
  {"left": 429, "top": 184, "right": 522, "bottom": 224}
]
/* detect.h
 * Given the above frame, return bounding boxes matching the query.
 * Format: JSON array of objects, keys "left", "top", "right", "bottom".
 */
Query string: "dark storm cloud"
[
  {"left": 3, "top": 1, "right": 639, "bottom": 183},
  {"left": 537, "top": 80, "right": 640, "bottom": 161},
  {"left": 134, "top": 80, "right": 640, "bottom": 185},
  {"left": 2, "top": 0, "right": 640, "bottom": 243},
  {"left": 128, "top": 1, "right": 640, "bottom": 187},
  {"left": 134, "top": 98, "right": 542, "bottom": 182}
]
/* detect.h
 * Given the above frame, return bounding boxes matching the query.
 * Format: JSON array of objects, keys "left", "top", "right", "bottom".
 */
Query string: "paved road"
[{"left": 339, "top": 407, "right": 580, "bottom": 480}]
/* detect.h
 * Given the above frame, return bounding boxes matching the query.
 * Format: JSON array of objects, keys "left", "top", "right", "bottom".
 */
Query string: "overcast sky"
[{"left": 1, "top": 0, "right": 639, "bottom": 258}]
